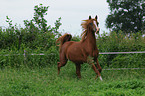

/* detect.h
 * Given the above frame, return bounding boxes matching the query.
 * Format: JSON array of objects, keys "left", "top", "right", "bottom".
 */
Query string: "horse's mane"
[{"left": 81, "top": 19, "right": 93, "bottom": 41}]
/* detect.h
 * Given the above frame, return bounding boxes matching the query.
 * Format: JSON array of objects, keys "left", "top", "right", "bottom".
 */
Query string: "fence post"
[{"left": 24, "top": 50, "right": 26, "bottom": 64}]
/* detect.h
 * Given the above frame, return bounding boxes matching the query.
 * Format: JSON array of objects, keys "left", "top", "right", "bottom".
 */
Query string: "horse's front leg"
[
  {"left": 75, "top": 64, "right": 81, "bottom": 79},
  {"left": 91, "top": 63, "right": 103, "bottom": 81},
  {"left": 93, "top": 51, "right": 102, "bottom": 73},
  {"left": 88, "top": 58, "right": 103, "bottom": 81},
  {"left": 95, "top": 59, "right": 102, "bottom": 73}
]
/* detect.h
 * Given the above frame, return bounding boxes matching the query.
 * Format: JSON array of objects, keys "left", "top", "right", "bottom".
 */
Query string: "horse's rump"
[{"left": 56, "top": 33, "right": 72, "bottom": 51}]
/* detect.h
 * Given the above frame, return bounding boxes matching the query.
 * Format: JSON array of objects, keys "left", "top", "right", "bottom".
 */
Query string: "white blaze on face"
[{"left": 93, "top": 20, "right": 99, "bottom": 32}]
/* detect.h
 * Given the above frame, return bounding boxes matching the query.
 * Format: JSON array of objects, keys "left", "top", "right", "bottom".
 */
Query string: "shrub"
[{"left": 97, "top": 31, "right": 145, "bottom": 68}]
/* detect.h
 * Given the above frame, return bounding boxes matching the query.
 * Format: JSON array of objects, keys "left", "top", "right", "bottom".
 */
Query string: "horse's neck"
[{"left": 86, "top": 30, "right": 96, "bottom": 49}]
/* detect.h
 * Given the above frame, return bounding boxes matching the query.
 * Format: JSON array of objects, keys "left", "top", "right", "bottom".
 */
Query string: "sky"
[{"left": 0, "top": 0, "right": 110, "bottom": 36}]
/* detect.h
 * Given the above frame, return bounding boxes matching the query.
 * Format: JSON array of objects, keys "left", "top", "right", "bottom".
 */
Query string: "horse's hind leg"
[
  {"left": 75, "top": 64, "right": 81, "bottom": 78},
  {"left": 57, "top": 59, "right": 68, "bottom": 75}
]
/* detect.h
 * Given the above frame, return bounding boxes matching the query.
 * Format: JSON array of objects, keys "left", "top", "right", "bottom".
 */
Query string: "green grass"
[{"left": 0, "top": 63, "right": 145, "bottom": 96}]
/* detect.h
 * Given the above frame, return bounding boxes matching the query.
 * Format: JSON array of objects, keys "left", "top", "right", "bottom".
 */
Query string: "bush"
[
  {"left": 97, "top": 31, "right": 145, "bottom": 68},
  {"left": 0, "top": 4, "right": 61, "bottom": 50}
]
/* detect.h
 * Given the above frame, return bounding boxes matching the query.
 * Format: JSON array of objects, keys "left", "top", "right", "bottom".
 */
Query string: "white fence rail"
[
  {"left": 1, "top": 51, "right": 145, "bottom": 56},
  {"left": 100, "top": 51, "right": 145, "bottom": 54},
  {"left": 0, "top": 50, "right": 145, "bottom": 70},
  {"left": 103, "top": 68, "right": 145, "bottom": 70}
]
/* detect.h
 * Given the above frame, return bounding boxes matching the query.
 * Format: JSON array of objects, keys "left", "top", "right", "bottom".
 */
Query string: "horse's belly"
[{"left": 67, "top": 47, "right": 87, "bottom": 64}]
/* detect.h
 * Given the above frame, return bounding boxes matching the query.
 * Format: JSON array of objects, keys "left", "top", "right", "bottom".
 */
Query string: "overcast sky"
[{"left": 0, "top": 0, "right": 110, "bottom": 36}]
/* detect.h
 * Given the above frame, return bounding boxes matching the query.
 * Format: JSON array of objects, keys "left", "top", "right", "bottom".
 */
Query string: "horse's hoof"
[{"left": 99, "top": 76, "right": 103, "bottom": 81}]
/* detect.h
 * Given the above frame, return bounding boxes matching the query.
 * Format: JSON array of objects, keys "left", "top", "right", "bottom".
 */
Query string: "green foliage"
[
  {"left": 110, "top": 54, "right": 145, "bottom": 68},
  {"left": 0, "top": 4, "right": 61, "bottom": 50},
  {"left": 0, "top": 47, "right": 59, "bottom": 68},
  {"left": 97, "top": 31, "right": 145, "bottom": 68},
  {"left": 106, "top": 0, "right": 145, "bottom": 33},
  {"left": 71, "top": 35, "right": 81, "bottom": 41},
  {"left": 23, "top": 4, "right": 49, "bottom": 33},
  {"left": 33, "top": 4, "right": 49, "bottom": 32}
]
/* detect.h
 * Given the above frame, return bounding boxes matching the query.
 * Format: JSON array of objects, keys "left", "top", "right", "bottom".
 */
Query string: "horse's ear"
[
  {"left": 95, "top": 15, "right": 98, "bottom": 19},
  {"left": 89, "top": 16, "right": 91, "bottom": 19}
]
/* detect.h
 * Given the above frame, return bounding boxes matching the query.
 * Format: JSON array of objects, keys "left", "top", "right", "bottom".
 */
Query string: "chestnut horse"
[{"left": 56, "top": 16, "right": 102, "bottom": 80}]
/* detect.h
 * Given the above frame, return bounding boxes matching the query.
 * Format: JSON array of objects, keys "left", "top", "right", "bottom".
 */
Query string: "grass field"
[{"left": 0, "top": 62, "right": 145, "bottom": 96}]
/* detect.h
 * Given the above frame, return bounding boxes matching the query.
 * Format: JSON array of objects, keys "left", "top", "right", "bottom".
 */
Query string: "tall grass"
[{"left": 0, "top": 64, "right": 144, "bottom": 96}]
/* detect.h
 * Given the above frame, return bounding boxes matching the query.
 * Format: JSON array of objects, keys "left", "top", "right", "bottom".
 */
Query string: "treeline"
[{"left": 0, "top": 4, "right": 145, "bottom": 68}]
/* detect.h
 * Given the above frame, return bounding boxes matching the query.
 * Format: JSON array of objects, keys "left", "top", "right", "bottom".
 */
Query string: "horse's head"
[
  {"left": 88, "top": 15, "right": 100, "bottom": 34},
  {"left": 81, "top": 15, "right": 100, "bottom": 41}
]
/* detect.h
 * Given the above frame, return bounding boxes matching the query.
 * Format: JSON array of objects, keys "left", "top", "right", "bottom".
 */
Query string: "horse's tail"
[{"left": 56, "top": 33, "right": 72, "bottom": 51}]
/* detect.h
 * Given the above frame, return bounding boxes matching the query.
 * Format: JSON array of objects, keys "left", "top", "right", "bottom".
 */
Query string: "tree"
[
  {"left": 106, "top": 0, "right": 145, "bottom": 34},
  {"left": 22, "top": 4, "right": 62, "bottom": 49},
  {"left": 33, "top": 4, "right": 49, "bottom": 32},
  {"left": 24, "top": 4, "right": 49, "bottom": 33},
  {"left": 23, "top": 4, "right": 62, "bottom": 34}
]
